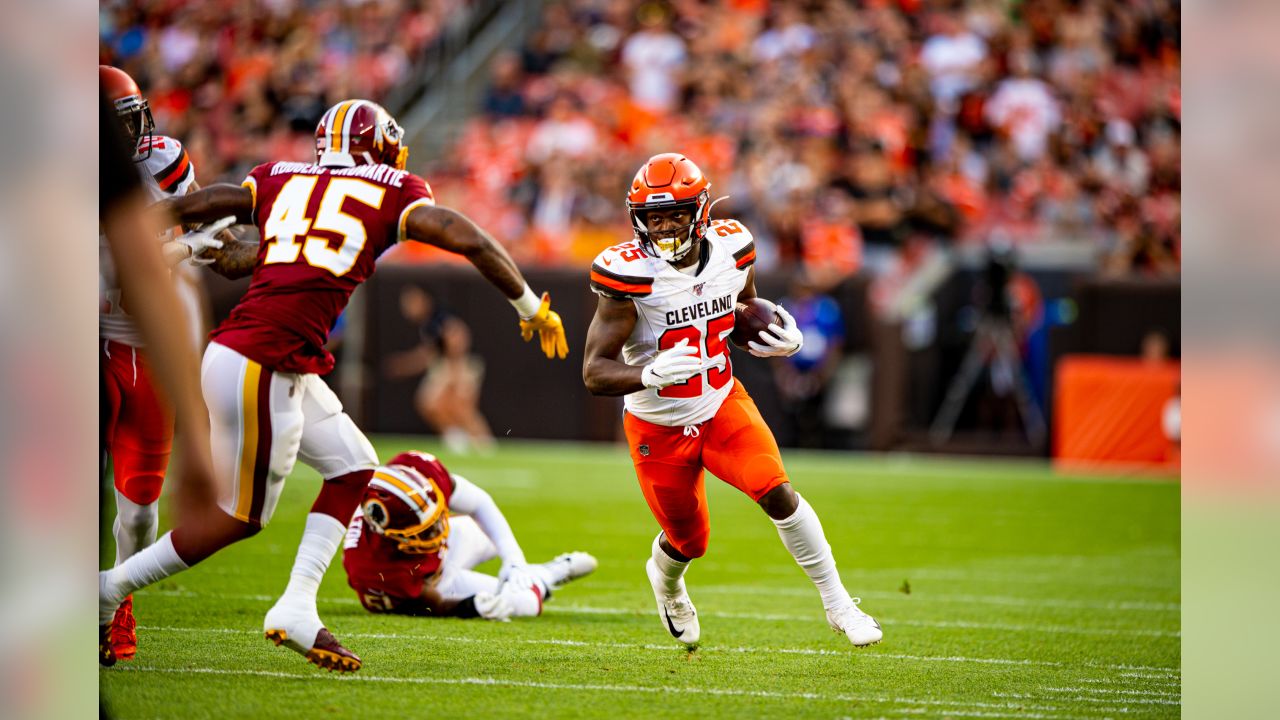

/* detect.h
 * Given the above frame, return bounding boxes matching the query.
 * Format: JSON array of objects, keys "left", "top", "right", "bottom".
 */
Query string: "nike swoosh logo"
[
  {"left": 602, "top": 257, "right": 613, "bottom": 266},
  {"left": 663, "top": 607, "right": 685, "bottom": 639}
]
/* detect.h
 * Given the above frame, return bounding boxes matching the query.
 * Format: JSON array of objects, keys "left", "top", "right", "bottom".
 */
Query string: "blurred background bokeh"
[{"left": 97, "top": 0, "right": 1182, "bottom": 467}]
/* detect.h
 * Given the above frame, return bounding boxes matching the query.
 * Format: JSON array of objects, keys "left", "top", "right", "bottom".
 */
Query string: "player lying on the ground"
[
  {"left": 582, "top": 153, "right": 882, "bottom": 648},
  {"left": 343, "top": 451, "right": 596, "bottom": 619},
  {"left": 99, "top": 99, "right": 569, "bottom": 673}
]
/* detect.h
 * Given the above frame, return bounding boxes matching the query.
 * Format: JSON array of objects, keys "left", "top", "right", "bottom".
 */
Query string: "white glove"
[
  {"left": 498, "top": 560, "right": 529, "bottom": 584},
  {"left": 473, "top": 591, "right": 513, "bottom": 622},
  {"left": 640, "top": 339, "right": 703, "bottom": 389},
  {"left": 747, "top": 305, "right": 804, "bottom": 358},
  {"left": 499, "top": 567, "right": 540, "bottom": 598},
  {"left": 178, "top": 215, "right": 234, "bottom": 265}
]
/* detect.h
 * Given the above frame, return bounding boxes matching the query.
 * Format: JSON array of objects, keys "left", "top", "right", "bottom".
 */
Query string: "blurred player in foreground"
[
  {"left": 99, "top": 99, "right": 569, "bottom": 672},
  {"left": 582, "top": 154, "right": 882, "bottom": 648},
  {"left": 99, "top": 66, "right": 229, "bottom": 662},
  {"left": 99, "top": 88, "right": 226, "bottom": 667},
  {"left": 344, "top": 450, "right": 595, "bottom": 619}
]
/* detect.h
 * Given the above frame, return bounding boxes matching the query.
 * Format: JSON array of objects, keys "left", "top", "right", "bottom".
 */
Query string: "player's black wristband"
[{"left": 452, "top": 596, "right": 480, "bottom": 619}]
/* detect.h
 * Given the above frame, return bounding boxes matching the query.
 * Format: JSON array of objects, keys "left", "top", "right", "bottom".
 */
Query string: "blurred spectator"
[
  {"left": 419, "top": 317, "right": 493, "bottom": 455},
  {"left": 984, "top": 51, "right": 1061, "bottom": 162},
  {"left": 773, "top": 274, "right": 845, "bottom": 449},
  {"left": 620, "top": 5, "right": 686, "bottom": 113},
  {"left": 920, "top": 11, "right": 988, "bottom": 108}
]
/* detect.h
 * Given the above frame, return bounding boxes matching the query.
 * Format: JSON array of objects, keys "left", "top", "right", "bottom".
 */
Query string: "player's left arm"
[{"left": 405, "top": 204, "right": 567, "bottom": 359}]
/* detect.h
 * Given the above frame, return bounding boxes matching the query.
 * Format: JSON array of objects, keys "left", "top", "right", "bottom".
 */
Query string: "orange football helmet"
[
  {"left": 315, "top": 99, "right": 408, "bottom": 170},
  {"left": 626, "top": 153, "right": 713, "bottom": 262},
  {"left": 360, "top": 455, "right": 450, "bottom": 554},
  {"left": 100, "top": 65, "right": 154, "bottom": 161}
]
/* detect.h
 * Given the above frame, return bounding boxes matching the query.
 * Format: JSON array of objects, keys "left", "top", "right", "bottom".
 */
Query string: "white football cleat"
[
  {"left": 827, "top": 597, "right": 883, "bottom": 647},
  {"left": 646, "top": 557, "right": 700, "bottom": 647},
  {"left": 263, "top": 600, "right": 362, "bottom": 672},
  {"left": 546, "top": 552, "right": 598, "bottom": 589}
]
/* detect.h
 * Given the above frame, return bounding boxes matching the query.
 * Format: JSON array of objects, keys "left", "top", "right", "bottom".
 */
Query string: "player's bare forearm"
[
  {"left": 738, "top": 266, "right": 758, "bottom": 302},
  {"left": 583, "top": 295, "right": 646, "bottom": 396},
  {"left": 405, "top": 205, "right": 526, "bottom": 299},
  {"left": 157, "top": 183, "right": 255, "bottom": 226},
  {"left": 206, "top": 233, "right": 260, "bottom": 279}
]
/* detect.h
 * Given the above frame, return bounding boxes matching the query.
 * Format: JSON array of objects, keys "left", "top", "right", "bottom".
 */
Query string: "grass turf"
[{"left": 100, "top": 437, "right": 1180, "bottom": 719}]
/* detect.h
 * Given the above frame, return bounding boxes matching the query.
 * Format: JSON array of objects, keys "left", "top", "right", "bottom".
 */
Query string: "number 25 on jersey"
[
  {"left": 263, "top": 176, "right": 386, "bottom": 276},
  {"left": 656, "top": 313, "right": 735, "bottom": 399}
]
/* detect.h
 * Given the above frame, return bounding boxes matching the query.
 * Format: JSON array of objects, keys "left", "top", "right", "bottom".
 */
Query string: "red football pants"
[
  {"left": 623, "top": 379, "right": 789, "bottom": 559},
  {"left": 101, "top": 340, "right": 173, "bottom": 504}
]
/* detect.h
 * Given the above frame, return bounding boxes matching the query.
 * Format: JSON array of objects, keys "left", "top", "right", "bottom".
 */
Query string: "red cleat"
[
  {"left": 265, "top": 627, "right": 362, "bottom": 673},
  {"left": 109, "top": 595, "right": 138, "bottom": 661}
]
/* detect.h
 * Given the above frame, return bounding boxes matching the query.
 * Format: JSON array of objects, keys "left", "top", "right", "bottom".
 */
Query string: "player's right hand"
[
  {"left": 474, "top": 591, "right": 514, "bottom": 622},
  {"left": 178, "top": 215, "right": 235, "bottom": 265},
  {"left": 641, "top": 339, "right": 702, "bottom": 390}
]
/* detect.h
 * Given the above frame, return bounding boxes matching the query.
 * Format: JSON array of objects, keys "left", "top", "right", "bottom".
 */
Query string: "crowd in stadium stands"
[
  {"left": 100, "top": 0, "right": 1180, "bottom": 283},
  {"left": 99, "top": 0, "right": 467, "bottom": 181}
]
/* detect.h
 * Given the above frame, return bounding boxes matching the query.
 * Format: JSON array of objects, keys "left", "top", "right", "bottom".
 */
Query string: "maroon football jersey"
[
  {"left": 343, "top": 453, "right": 455, "bottom": 614},
  {"left": 210, "top": 161, "right": 435, "bottom": 374}
]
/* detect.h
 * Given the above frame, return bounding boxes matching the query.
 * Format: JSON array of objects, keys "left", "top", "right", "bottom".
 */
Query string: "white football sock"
[
  {"left": 100, "top": 532, "right": 188, "bottom": 624},
  {"left": 650, "top": 533, "right": 689, "bottom": 597},
  {"left": 113, "top": 491, "right": 158, "bottom": 565},
  {"left": 772, "top": 494, "right": 851, "bottom": 611},
  {"left": 276, "top": 513, "right": 344, "bottom": 608}
]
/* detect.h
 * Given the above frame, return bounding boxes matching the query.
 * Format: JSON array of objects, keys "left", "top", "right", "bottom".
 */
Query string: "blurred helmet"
[
  {"left": 360, "top": 456, "right": 450, "bottom": 554},
  {"left": 626, "top": 153, "right": 712, "bottom": 262},
  {"left": 100, "top": 65, "right": 155, "bottom": 161},
  {"left": 315, "top": 99, "right": 408, "bottom": 170}
]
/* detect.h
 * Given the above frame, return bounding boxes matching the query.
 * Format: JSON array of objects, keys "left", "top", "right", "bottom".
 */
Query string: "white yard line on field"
[
  {"left": 142, "top": 590, "right": 1177, "bottom": 638},
  {"left": 995, "top": 692, "right": 1179, "bottom": 707},
  {"left": 137, "top": 625, "right": 1180, "bottom": 676},
  {"left": 692, "top": 585, "right": 1180, "bottom": 612},
  {"left": 547, "top": 604, "right": 1179, "bottom": 639},
  {"left": 1078, "top": 677, "right": 1181, "bottom": 690},
  {"left": 110, "top": 664, "right": 1102, "bottom": 719},
  {"left": 1034, "top": 686, "right": 1181, "bottom": 699}
]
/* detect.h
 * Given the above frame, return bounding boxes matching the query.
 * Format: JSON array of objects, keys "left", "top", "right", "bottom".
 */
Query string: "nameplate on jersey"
[
  {"left": 268, "top": 161, "right": 407, "bottom": 188},
  {"left": 666, "top": 294, "right": 733, "bottom": 326}
]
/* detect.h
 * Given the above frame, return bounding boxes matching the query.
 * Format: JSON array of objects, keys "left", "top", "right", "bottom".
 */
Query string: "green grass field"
[{"left": 100, "top": 437, "right": 1180, "bottom": 719}]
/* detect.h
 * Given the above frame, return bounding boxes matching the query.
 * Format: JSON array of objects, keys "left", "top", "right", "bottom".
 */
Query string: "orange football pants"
[
  {"left": 101, "top": 340, "right": 174, "bottom": 504},
  {"left": 623, "top": 379, "right": 788, "bottom": 559}
]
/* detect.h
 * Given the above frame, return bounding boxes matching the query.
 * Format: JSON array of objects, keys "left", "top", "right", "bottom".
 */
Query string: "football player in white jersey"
[
  {"left": 582, "top": 153, "right": 882, "bottom": 648},
  {"left": 99, "top": 65, "right": 228, "bottom": 662}
]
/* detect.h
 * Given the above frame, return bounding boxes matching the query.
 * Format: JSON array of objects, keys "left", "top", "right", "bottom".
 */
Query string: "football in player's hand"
[{"left": 730, "top": 298, "right": 781, "bottom": 349}]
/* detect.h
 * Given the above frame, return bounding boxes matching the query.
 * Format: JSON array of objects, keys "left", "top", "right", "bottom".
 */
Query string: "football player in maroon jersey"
[
  {"left": 99, "top": 99, "right": 569, "bottom": 672},
  {"left": 342, "top": 450, "right": 596, "bottom": 620}
]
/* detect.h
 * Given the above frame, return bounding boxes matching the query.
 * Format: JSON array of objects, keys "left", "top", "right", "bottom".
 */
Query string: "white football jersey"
[
  {"left": 590, "top": 219, "right": 758, "bottom": 427},
  {"left": 99, "top": 135, "right": 198, "bottom": 347}
]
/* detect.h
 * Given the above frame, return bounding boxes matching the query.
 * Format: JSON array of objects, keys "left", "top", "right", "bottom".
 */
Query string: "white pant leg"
[
  {"left": 202, "top": 342, "right": 304, "bottom": 526},
  {"left": 433, "top": 564, "right": 501, "bottom": 603},
  {"left": 441, "top": 516, "right": 499, "bottom": 571},
  {"left": 296, "top": 374, "right": 378, "bottom": 480}
]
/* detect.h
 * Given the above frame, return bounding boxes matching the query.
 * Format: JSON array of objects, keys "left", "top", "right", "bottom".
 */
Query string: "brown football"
[{"left": 730, "top": 297, "right": 781, "bottom": 349}]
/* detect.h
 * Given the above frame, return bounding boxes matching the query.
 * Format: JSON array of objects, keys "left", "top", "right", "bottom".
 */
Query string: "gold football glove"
[{"left": 519, "top": 292, "right": 569, "bottom": 359}]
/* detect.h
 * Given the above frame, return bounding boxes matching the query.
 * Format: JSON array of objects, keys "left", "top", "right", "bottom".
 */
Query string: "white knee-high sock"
[
  {"left": 113, "top": 491, "right": 159, "bottom": 565},
  {"left": 772, "top": 495, "right": 850, "bottom": 611},
  {"left": 100, "top": 532, "right": 188, "bottom": 624},
  {"left": 276, "top": 513, "right": 345, "bottom": 608},
  {"left": 650, "top": 533, "right": 689, "bottom": 598}
]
